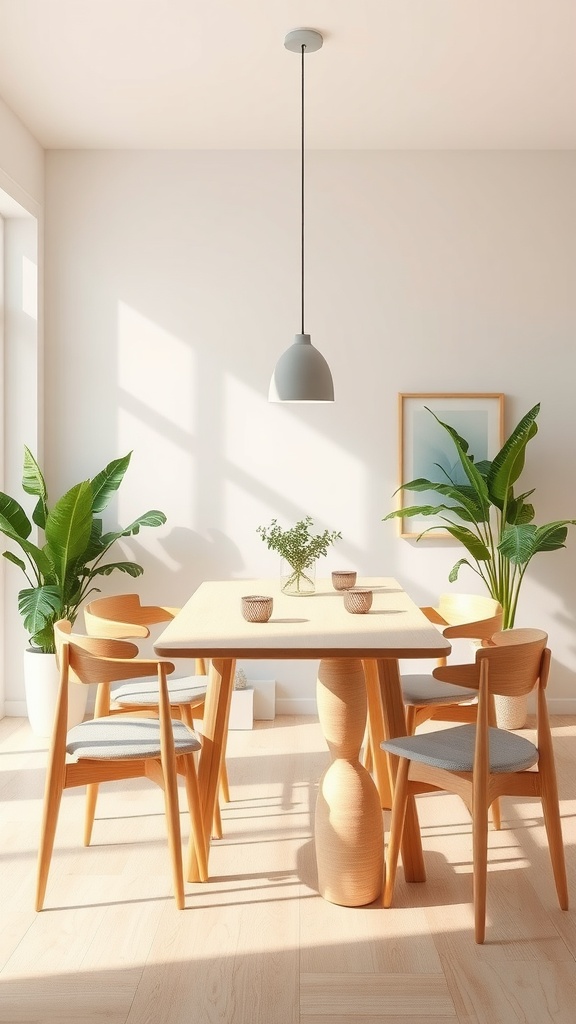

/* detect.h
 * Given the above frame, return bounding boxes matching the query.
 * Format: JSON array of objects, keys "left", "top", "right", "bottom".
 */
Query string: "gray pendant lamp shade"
[
  {"left": 269, "top": 334, "right": 334, "bottom": 402},
  {"left": 269, "top": 29, "right": 334, "bottom": 404}
]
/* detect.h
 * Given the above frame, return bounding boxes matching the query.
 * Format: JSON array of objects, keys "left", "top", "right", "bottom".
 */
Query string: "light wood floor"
[{"left": 1, "top": 713, "right": 576, "bottom": 1023}]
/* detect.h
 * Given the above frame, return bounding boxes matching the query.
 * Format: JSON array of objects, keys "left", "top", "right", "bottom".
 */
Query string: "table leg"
[
  {"left": 362, "top": 659, "right": 392, "bottom": 809},
  {"left": 373, "top": 658, "right": 426, "bottom": 883},
  {"left": 187, "top": 656, "right": 235, "bottom": 882},
  {"left": 315, "top": 657, "right": 384, "bottom": 906}
]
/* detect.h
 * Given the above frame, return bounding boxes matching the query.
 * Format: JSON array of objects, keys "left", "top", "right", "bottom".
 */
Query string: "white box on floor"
[
  {"left": 228, "top": 688, "right": 254, "bottom": 729},
  {"left": 249, "top": 679, "right": 276, "bottom": 720}
]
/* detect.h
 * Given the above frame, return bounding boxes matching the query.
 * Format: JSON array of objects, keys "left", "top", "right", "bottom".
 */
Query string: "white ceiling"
[{"left": 0, "top": 0, "right": 574, "bottom": 150}]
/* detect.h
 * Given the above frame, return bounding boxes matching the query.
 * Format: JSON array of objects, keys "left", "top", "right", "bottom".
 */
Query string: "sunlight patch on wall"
[
  {"left": 116, "top": 301, "right": 197, "bottom": 539},
  {"left": 118, "top": 301, "right": 196, "bottom": 431},
  {"left": 223, "top": 374, "right": 368, "bottom": 556}
]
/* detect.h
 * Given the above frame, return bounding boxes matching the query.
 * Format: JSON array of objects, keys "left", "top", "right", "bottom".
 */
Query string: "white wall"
[{"left": 16, "top": 148, "right": 574, "bottom": 714}]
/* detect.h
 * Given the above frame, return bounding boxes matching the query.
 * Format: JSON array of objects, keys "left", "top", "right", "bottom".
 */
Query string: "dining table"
[{"left": 154, "top": 576, "right": 451, "bottom": 907}]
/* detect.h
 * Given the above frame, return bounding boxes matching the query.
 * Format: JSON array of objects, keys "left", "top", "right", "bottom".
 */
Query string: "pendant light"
[{"left": 268, "top": 28, "right": 335, "bottom": 403}]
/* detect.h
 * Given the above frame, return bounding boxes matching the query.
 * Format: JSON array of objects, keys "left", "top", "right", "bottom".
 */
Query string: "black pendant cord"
[{"left": 301, "top": 43, "right": 305, "bottom": 336}]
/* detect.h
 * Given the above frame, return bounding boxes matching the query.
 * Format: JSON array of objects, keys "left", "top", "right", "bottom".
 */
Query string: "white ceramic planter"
[
  {"left": 494, "top": 693, "right": 528, "bottom": 730},
  {"left": 23, "top": 649, "right": 88, "bottom": 738}
]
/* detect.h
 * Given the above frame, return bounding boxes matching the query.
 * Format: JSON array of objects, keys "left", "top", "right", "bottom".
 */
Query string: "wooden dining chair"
[
  {"left": 364, "top": 594, "right": 503, "bottom": 826},
  {"left": 381, "top": 627, "right": 569, "bottom": 943},
  {"left": 36, "top": 621, "right": 207, "bottom": 912},
  {"left": 84, "top": 593, "right": 230, "bottom": 838}
]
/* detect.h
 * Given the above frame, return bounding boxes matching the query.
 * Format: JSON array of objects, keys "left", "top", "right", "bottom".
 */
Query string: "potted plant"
[
  {"left": 0, "top": 447, "right": 167, "bottom": 734},
  {"left": 257, "top": 516, "right": 342, "bottom": 595},
  {"left": 383, "top": 402, "right": 576, "bottom": 725}
]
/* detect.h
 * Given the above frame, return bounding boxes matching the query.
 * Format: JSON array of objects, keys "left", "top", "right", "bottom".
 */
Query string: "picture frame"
[{"left": 397, "top": 393, "right": 505, "bottom": 539}]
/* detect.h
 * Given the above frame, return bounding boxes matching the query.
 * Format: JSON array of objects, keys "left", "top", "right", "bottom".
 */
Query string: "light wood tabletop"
[{"left": 155, "top": 577, "right": 452, "bottom": 906}]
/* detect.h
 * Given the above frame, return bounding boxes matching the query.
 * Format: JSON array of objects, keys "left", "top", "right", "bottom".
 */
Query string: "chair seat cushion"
[
  {"left": 401, "top": 673, "right": 478, "bottom": 707},
  {"left": 66, "top": 716, "right": 202, "bottom": 761},
  {"left": 111, "top": 674, "right": 208, "bottom": 707},
  {"left": 382, "top": 724, "right": 539, "bottom": 773}
]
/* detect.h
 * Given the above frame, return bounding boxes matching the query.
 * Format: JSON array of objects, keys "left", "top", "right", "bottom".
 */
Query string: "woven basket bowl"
[
  {"left": 332, "top": 570, "right": 357, "bottom": 591},
  {"left": 343, "top": 588, "right": 373, "bottom": 614},
  {"left": 241, "top": 595, "right": 273, "bottom": 622}
]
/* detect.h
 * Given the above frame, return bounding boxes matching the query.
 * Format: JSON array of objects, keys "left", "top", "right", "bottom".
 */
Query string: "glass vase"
[{"left": 280, "top": 558, "right": 316, "bottom": 596}]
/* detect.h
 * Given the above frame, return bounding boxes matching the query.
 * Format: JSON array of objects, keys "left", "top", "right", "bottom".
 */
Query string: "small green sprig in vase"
[{"left": 257, "top": 516, "right": 342, "bottom": 595}]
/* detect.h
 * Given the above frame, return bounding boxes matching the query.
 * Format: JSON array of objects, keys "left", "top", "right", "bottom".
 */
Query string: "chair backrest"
[
  {"left": 433, "top": 627, "right": 549, "bottom": 699},
  {"left": 83, "top": 595, "right": 207, "bottom": 676},
  {"left": 435, "top": 593, "right": 503, "bottom": 642},
  {"left": 84, "top": 593, "right": 176, "bottom": 639},
  {"left": 54, "top": 619, "right": 174, "bottom": 686}
]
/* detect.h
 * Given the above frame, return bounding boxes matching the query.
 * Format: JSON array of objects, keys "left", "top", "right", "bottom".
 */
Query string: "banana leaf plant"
[
  {"left": 0, "top": 448, "right": 167, "bottom": 652},
  {"left": 383, "top": 403, "right": 576, "bottom": 628}
]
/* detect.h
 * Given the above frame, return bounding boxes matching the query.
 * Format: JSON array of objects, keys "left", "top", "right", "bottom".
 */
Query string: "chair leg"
[
  {"left": 363, "top": 730, "right": 373, "bottom": 773},
  {"left": 491, "top": 797, "right": 502, "bottom": 831},
  {"left": 84, "top": 783, "right": 99, "bottom": 846},
  {"left": 219, "top": 761, "right": 231, "bottom": 804},
  {"left": 540, "top": 774, "right": 569, "bottom": 910},
  {"left": 472, "top": 792, "right": 489, "bottom": 944},
  {"left": 161, "top": 759, "right": 186, "bottom": 910},
  {"left": 487, "top": 696, "right": 501, "bottom": 831},
  {"left": 405, "top": 706, "right": 418, "bottom": 736},
  {"left": 212, "top": 799, "right": 223, "bottom": 841},
  {"left": 183, "top": 753, "right": 208, "bottom": 883},
  {"left": 36, "top": 775, "right": 65, "bottom": 912},
  {"left": 383, "top": 757, "right": 410, "bottom": 908}
]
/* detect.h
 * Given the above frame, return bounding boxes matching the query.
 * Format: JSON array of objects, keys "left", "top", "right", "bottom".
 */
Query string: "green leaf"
[
  {"left": 0, "top": 493, "right": 32, "bottom": 540},
  {"left": 3, "top": 550, "right": 26, "bottom": 572},
  {"left": 498, "top": 522, "right": 574, "bottom": 567},
  {"left": 391, "top": 477, "right": 433, "bottom": 495},
  {"left": 425, "top": 408, "right": 490, "bottom": 517},
  {"left": 383, "top": 504, "right": 448, "bottom": 521},
  {"left": 487, "top": 403, "right": 540, "bottom": 509},
  {"left": 22, "top": 447, "right": 47, "bottom": 500},
  {"left": 81, "top": 519, "right": 105, "bottom": 562},
  {"left": 18, "top": 585, "right": 63, "bottom": 636},
  {"left": 118, "top": 510, "right": 167, "bottom": 535},
  {"left": 448, "top": 557, "right": 475, "bottom": 583},
  {"left": 506, "top": 496, "right": 535, "bottom": 525},
  {"left": 498, "top": 524, "right": 537, "bottom": 565},
  {"left": 90, "top": 453, "right": 132, "bottom": 513},
  {"left": 442, "top": 525, "right": 491, "bottom": 561},
  {"left": 395, "top": 478, "right": 486, "bottom": 518},
  {"left": 44, "top": 481, "right": 93, "bottom": 585},
  {"left": 30, "top": 621, "right": 58, "bottom": 653},
  {"left": 88, "top": 560, "right": 144, "bottom": 579},
  {"left": 532, "top": 521, "right": 576, "bottom": 552},
  {"left": 22, "top": 447, "right": 48, "bottom": 529},
  {"left": 98, "top": 511, "right": 167, "bottom": 551},
  {"left": 0, "top": 510, "right": 52, "bottom": 576}
]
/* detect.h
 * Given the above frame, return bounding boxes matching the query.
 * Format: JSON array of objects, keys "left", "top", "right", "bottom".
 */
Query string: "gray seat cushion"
[
  {"left": 382, "top": 724, "right": 538, "bottom": 773},
  {"left": 401, "top": 672, "right": 477, "bottom": 706},
  {"left": 111, "top": 674, "right": 208, "bottom": 707},
  {"left": 66, "top": 716, "right": 202, "bottom": 761}
]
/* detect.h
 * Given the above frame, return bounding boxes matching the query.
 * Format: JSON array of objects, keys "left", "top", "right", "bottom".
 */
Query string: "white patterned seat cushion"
[
  {"left": 382, "top": 724, "right": 539, "bottom": 773},
  {"left": 401, "top": 673, "right": 477, "bottom": 707},
  {"left": 111, "top": 674, "right": 208, "bottom": 707},
  {"left": 66, "top": 716, "right": 202, "bottom": 761}
]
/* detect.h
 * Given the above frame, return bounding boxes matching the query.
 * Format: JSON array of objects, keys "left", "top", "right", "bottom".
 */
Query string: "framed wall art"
[{"left": 397, "top": 393, "right": 505, "bottom": 539}]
